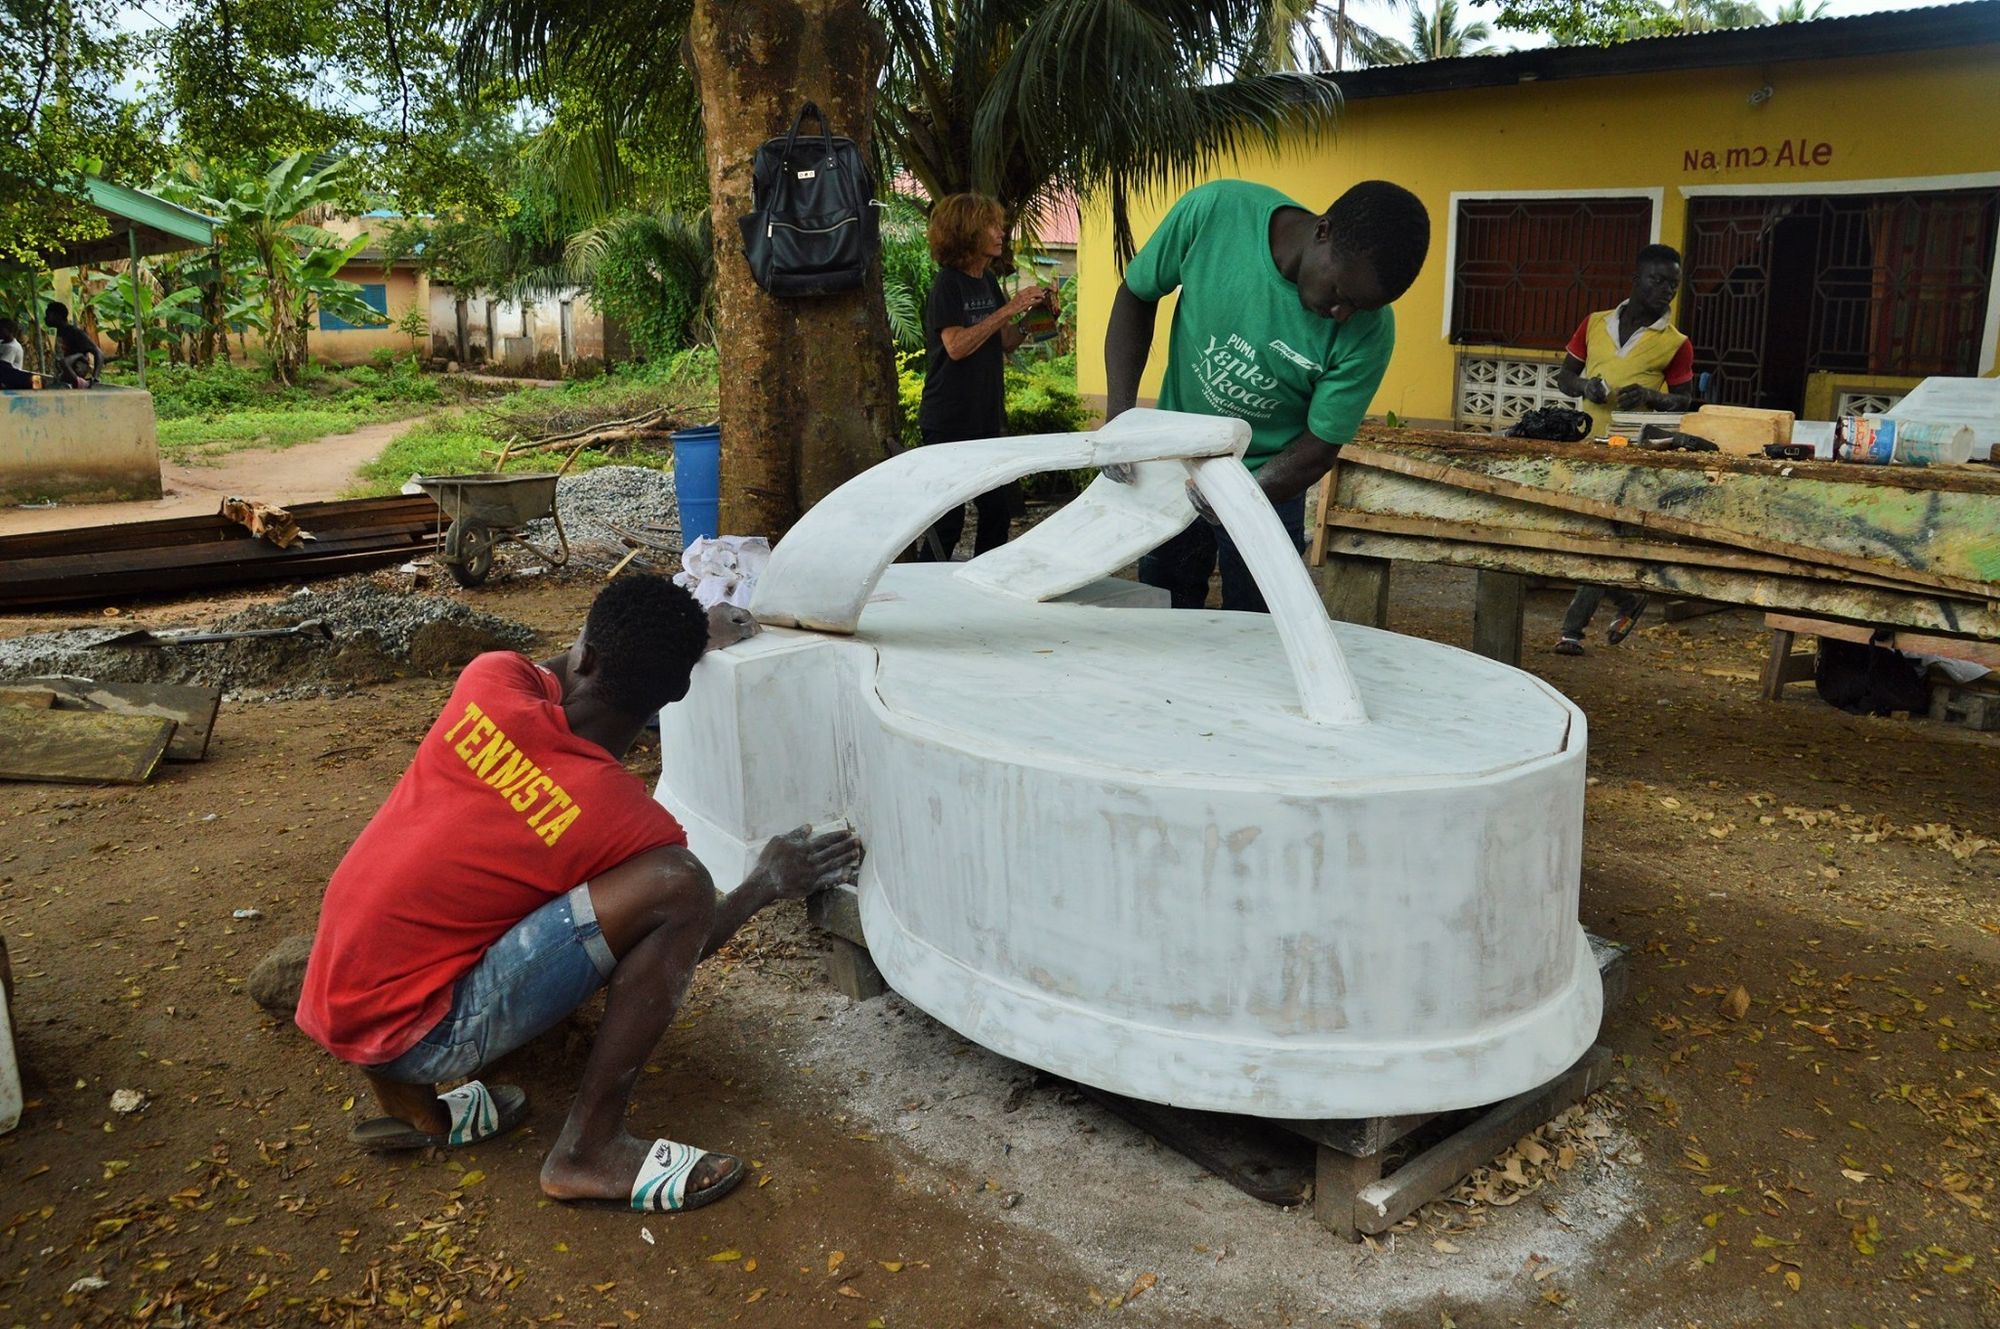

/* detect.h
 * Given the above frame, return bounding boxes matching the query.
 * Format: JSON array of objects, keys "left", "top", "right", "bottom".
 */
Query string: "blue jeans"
[
  {"left": 368, "top": 884, "right": 618, "bottom": 1085},
  {"left": 1138, "top": 493, "right": 1309, "bottom": 612}
]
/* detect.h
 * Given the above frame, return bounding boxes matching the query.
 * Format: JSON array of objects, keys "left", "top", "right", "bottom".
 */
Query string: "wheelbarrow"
[{"left": 414, "top": 472, "right": 569, "bottom": 587}]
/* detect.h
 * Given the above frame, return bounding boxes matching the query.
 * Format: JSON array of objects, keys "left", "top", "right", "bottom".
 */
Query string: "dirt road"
[
  {"left": 0, "top": 416, "right": 427, "bottom": 538},
  {"left": 1, "top": 566, "right": 1998, "bottom": 1327}
]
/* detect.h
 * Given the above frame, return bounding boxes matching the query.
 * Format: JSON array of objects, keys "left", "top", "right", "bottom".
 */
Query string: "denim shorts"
[{"left": 369, "top": 884, "right": 618, "bottom": 1085}]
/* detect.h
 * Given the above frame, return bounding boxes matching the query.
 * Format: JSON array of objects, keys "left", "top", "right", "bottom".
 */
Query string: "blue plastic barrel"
[{"left": 671, "top": 424, "right": 721, "bottom": 544}]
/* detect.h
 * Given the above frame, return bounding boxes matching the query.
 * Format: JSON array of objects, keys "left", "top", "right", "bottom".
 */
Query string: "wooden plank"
[
  {"left": 0, "top": 936, "right": 19, "bottom": 1136},
  {"left": 1071, "top": 1084, "right": 1313, "bottom": 1207},
  {"left": 0, "top": 708, "right": 176, "bottom": 785},
  {"left": 1313, "top": 1145, "right": 1381, "bottom": 1242},
  {"left": 0, "top": 534, "right": 439, "bottom": 608},
  {"left": 1762, "top": 629, "right": 1801, "bottom": 701},
  {"left": 0, "top": 688, "right": 56, "bottom": 709},
  {"left": 23, "top": 678, "right": 222, "bottom": 761},
  {"left": 1677, "top": 408, "right": 1789, "bottom": 455},
  {"left": 1471, "top": 571, "right": 1526, "bottom": 665},
  {"left": 1349, "top": 1045, "right": 1614, "bottom": 1236},
  {"left": 1283, "top": 1110, "right": 1435, "bottom": 1157},
  {"left": 1323, "top": 507, "right": 1926, "bottom": 595},
  {"left": 0, "top": 496, "right": 441, "bottom": 560},
  {"left": 1307, "top": 468, "right": 1338, "bottom": 565},
  {"left": 1339, "top": 442, "right": 2000, "bottom": 600},
  {"left": 1320, "top": 554, "right": 1392, "bottom": 627},
  {"left": 1322, "top": 530, "right": 2000, "bottom": 640},
  {"left": 1762, "top": 614, "right": 2000, "bottom": 668},
  {"left": 806, "top": 885, "right": 886, "bottom": 1000}
]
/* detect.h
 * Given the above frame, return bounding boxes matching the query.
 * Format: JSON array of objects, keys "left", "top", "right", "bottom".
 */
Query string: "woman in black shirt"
[{"left": 914, "top": 194, "right": 1055, "bottom": 560}]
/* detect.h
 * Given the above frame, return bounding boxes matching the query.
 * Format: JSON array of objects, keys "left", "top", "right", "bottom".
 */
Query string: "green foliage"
[
  {"left": 880, "top": 196, "right": 937, "bottom": 354},
  {"left": 1380, "top": 0, "right": 1502, "bottom": 61},
  {"left": 132, "top": 357, "right": 450, "bottom": 462},
  {"left": 1005, "top": 353, "right": 1089, "bottom": 436},
  {"left": 893, "top": 350, "right": 1087, "bottom": 451},
  {"left": 1256, "top": 0, "right": 1405, "bottom": 72},
  {"left": 193, "top": 153, "right": 385, "bottom": 383},
  {"left": 351, "top": 355, "right": 718, "bottom": 495},
  {"left": 354, "top": 414, "right": 673, "bottom": 494},
  {"left": 571, "top": 208, "right": 713, "bottom": 359},
  {"left": 896, "top": 352, "right": 925, "bottom": 450},
  {"left": 84, "top": 267, "right": 205, "bottom": 360},
  {"left": 460, "top": 0, "right": 1342, "bottom": 266},
  {"left": 1479, "top": 0, "right": 1673, "bottom": 45},
  {"left": 0, "top": 1, "right": 167, "bottom": 263}
]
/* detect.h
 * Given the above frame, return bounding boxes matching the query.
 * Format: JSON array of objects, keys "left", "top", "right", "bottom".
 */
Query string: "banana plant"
[{"left": 84, "top": 265, "right": 205, "bottom": 363}]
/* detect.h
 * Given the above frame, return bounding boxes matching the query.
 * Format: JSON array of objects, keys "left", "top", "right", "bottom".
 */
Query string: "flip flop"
[
  {"left": 561, "top": 1138, "right": 746, "bottom": 1213},
  {"left": 348, "top": 1080, "right": 529, "bottom": 1151},
  {"left": 1607, "top": 600, "right": 1649, "bottom": 645}
]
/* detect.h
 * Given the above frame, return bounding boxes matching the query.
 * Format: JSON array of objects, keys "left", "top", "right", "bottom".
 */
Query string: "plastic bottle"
[{"left": 1891, "top": 421, "right": 1975, "bottom": 466}]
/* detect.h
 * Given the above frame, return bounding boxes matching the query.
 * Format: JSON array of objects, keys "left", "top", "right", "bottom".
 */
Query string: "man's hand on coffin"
[
  {"left": 705, "top": 603, "right": 759, "bottom": 651},
  {"left": 1102, "top": 462, "right": 1136, "bottom": 484},
  {"left": 748, "top": 824, "right": 865, "bottom": 903}
]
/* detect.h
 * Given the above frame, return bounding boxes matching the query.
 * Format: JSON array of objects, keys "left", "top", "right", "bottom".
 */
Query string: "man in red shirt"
[{"left": 297, "top": 576, "right": 861, "bottom": 1213}]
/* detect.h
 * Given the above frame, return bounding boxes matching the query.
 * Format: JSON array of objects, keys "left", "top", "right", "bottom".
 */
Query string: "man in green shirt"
[{"left": 1103, "top": 179, "right": 1430, "bottom": 611}]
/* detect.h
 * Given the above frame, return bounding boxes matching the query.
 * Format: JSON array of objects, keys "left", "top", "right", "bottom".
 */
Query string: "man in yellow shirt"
[{"left": 1550, "top": 244, "right": 1696, "bottom": 655}]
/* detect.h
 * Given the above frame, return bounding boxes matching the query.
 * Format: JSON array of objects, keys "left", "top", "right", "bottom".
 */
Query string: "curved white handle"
[
  {"left": 1182, "top": 455, "right": 1366, "bottom": 726},
  {"left": 750, "top": 408, "right": 1366, "bottom": 725}
]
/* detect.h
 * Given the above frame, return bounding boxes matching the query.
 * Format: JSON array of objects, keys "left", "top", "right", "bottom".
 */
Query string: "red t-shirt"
[{"left": 296, "top": 652, "right": 687, "bottom": 1065}]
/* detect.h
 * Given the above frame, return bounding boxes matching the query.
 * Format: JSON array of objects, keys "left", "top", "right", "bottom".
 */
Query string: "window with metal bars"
[{"left": 1450, "top": 198, "right": 1655, "bottom": 350}]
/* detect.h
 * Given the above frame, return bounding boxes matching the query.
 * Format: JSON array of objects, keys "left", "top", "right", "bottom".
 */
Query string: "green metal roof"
[{"left": 29, "top": 177, "right": 220, "bottom": 270}]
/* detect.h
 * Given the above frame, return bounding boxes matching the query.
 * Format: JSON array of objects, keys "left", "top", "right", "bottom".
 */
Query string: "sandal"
[
  {"left": 1606, "top": 600, "right": 1648, "bottom": 645},
  {"left": 561, "top": 1138, "right": 746, "bottom": 1214},
  {"left": 349, "top": 1079, "right": 528, "bottom": 1151},
  {"left": 1554, "top": 638, "right": 1584, "bottom": 656}
]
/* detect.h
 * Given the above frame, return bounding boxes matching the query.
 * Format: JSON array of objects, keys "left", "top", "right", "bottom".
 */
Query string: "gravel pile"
[
  {"left": 0, "top": 579, "right": 535, "bottom": 698},
  {"left": 525, "top": 465, "right": 680, "bottom": 563}
]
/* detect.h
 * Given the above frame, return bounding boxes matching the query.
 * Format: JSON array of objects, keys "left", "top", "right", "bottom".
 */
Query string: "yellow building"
[{"left": 1076, "top": 3, "right": 2000, "bottom": 429}]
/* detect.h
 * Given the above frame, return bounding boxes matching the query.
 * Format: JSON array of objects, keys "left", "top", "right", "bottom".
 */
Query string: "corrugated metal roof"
[{"left": 1324, "top": 0, "right": 2000, "bottom": 100}]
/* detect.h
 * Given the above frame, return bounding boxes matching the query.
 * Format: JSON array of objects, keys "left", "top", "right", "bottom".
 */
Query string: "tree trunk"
[{"left": 690, "top": 0, "right": 902, "bottom": 541}]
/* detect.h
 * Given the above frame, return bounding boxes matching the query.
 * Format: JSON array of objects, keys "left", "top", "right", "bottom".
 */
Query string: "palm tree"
[
  {"left": 462, "top": 1, "right": 1342, "bottom": 265},
  {"left": 1771, "top": 0, "right": 1831, "bottom": 20},
  {"left": 1259, "top": 0, "right": 1402, "bottom": 72},
  {"left": 1373, "top": 0, "right": 1500, "bottom": 62},
  {"left": 1674, "top": 0, "right": 1768, "bottom": 31}
]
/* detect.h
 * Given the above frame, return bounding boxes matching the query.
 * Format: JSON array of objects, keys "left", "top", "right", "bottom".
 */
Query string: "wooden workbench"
[{"left": 1311, "top": 427, "right": 2000, "bottom": 664}]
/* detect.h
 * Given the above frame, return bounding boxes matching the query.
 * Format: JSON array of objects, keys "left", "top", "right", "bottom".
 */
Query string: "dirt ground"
[
  {"left": 3, "top": 559, "right": 1999, "bottom": 1329},
  {"left": 0, "top": 417, "right": 429, "bottom": 539}
]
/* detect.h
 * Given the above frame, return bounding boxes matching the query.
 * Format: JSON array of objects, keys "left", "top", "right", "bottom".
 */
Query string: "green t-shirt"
[{"left": 1123, "top": 180, "right": 1395, "bottom": 472}]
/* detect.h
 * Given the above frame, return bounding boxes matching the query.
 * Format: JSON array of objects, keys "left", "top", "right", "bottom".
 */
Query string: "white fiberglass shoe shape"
[{"left": 656, "top": 410, "right": 1598, "bottom": 1118}]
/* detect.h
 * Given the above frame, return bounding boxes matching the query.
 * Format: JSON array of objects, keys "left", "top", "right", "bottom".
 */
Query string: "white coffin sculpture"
[{"left": 656, "top": 410, "right": 1599, "bottom": 1118}]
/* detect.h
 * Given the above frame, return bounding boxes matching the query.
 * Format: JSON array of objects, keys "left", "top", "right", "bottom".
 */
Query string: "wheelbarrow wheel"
[{"left": 444, "top": 520, "right": 496, "bottom": 587}]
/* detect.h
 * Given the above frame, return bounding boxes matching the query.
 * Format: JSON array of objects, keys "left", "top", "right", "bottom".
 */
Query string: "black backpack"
[
  {"left": 738, "top": 102, "right": 880, "bottom": 297},
  {"left": 1505, "top": 406, "right": 1594, "bottom": 442}
]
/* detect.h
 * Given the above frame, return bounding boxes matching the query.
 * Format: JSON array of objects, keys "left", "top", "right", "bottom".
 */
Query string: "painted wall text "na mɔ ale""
[{"left": 1684, "top": 140, "right": 1834, "bottom": 172}]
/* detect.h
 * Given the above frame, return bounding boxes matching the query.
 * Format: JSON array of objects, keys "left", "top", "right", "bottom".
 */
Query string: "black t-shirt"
[
  {"left": 918, "top": 268, "right": 1008, "bottom": 441},
  {"left": 55, "top": 324, "right": 99, "bottom": 359}
]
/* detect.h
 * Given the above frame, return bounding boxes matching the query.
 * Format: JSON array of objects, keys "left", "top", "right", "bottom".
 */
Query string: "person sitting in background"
[
  {"left": 1549, "top": 244, "right": 1697, "bottom": 656},
  {"left": 0, "top": 319, "right": 22, "bottom": 370},
  {"left": 43, "top": 302, "right": 102, "bottom": 388},
  {"left": 913, "top": 193, "right": 1056, "bottom": 560}
]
